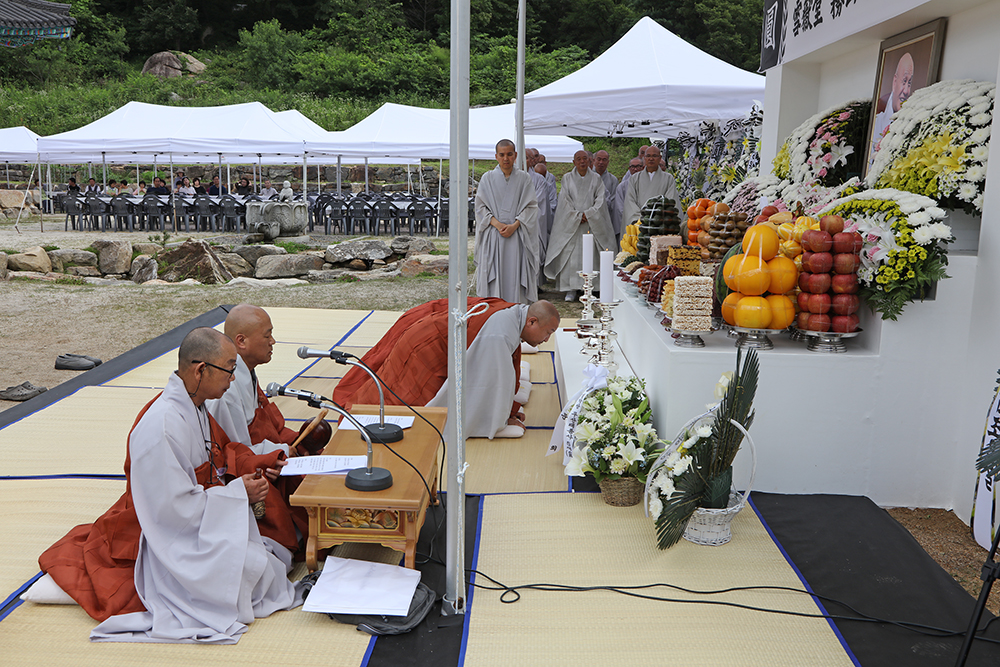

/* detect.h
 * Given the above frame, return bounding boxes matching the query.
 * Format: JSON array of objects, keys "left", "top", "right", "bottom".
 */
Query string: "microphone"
[
  {"left": 338, "top": 358, "right": 404, "bottom": 444},
  {"left": 297, "top": 346, "right": 351, "bottom": 361},
  {"left": 264, "top": 382, "right": 320, "bottom": 403}
]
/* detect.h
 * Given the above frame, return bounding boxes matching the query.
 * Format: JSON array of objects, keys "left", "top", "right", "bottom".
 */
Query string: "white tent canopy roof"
[
  {"left": 0, "top": 126, "right": 40, "bottom": 162},
  {"left": 315, "top": 103, "right": 583, "bottom": 161},
  {"left": 37, "top": 101, "right": 308, "bottom": 163},
  {"left": 523, "top": 16, "right": 765, "bottom": 138}
]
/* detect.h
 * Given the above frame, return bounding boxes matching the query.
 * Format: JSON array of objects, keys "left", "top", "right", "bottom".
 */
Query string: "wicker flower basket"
[
  {"left": 599, "top": 477, "right": 644, "bottom": 507},
  {"left": 682, "top": 490, "right": 744, "bottom": 546}
]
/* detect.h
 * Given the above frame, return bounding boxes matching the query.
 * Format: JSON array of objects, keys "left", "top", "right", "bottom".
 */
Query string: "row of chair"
[
  {"left": 63, "top": 194, "right": 247, "bottom": 233},
  {"left": 309, "top": 195, "right": 475, "bottom": 237}
]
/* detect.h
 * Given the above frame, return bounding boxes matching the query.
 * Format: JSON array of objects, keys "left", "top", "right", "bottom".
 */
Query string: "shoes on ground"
[
  {"left": 564, "top": 290, "right": 579, "bottom": 302},
  {"left": 55, "top": 353, "right": 101, "bottom": 371},
  {"left": 0, "top": 381, "right": 48, "bottom": 401},
  {"left": 494, "top": 424, "right": 526, "bottom": 438}
]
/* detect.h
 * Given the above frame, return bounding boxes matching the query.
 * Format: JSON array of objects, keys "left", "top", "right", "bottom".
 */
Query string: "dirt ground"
[{"left": 1, "top": 218, "right": 997, "bottom": 615}]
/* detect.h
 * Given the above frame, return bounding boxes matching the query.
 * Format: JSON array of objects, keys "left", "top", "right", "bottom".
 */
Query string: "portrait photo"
[{"left": 865, "top": 18, "right": 947, "bottom": 174}]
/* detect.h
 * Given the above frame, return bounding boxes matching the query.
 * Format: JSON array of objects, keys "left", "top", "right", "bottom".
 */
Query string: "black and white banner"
[
  {"left": 760, "top": 0, "right": 929, "bottom": 70},
  {"left": 973, "top": 380, "right": 1000, "bottom": 549}
]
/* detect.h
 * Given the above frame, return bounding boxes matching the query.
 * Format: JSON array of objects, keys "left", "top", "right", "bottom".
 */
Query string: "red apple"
[
  {"left": 754, "top": 214, "right": 770, "bottom": 224},
  {"left": 798, "top": 271, "right": 812, "bottom": 292},
  {"left": 831, "top": 294, "right": 860, "bottom": 315},
  {"left": 802, "top": 229, "right": 833, "bottom": 253},
  {"left": 797, "top": 291, "right": 811, "bottom": 312},
  {"left": 797, "top": 311, "right": 811, "bottom": 330},
  {"left": 761, "top": 205, "right": 779, "bottom": 218},
  {"left": 819, "top": 214, "right": 845, "bottom": 235},
  {"left": 832, "top": 232, "right": 857, "bottom": 254},
  {"left": 807, "top": 313, "right": 831, "bottom": 332},
  {"left": 831, "top": 274, "right": 859, "bottom": 294},
  {"left": 805, "top": 273, "right": 832, "bottom": 294},
  {"left": 806, "top": 252, "right": 833, "bottom": 274},
  {"left": 831, "top": 314, "right": 860, "bottom": 333},
  {"left": 807, "top": 293, "right": 832, "bottom": 314},
  {"left": 832, "top": 253, "right": 860, "bottom": 274},
  {"left": 801, "top": 250, "right": 813, "bottom": 267}
]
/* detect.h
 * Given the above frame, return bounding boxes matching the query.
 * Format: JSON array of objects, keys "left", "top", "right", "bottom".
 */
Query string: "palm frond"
[
  {"left": 655, "top": 472, "right": 706, "bottom": 549},
  {"left": 709, "top": 347, "right": 759, "bottom": 477}
]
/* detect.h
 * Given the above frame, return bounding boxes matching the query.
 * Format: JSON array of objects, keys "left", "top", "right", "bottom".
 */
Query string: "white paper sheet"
[
  {"left": 302, "top": 556, "right": 420, "bottom": 616},
  {"left": 337, "top": 414, "right": 416, "bottom": 431},
  {"left": 279, "top": 455, "right": 367, "bottom": 476}
]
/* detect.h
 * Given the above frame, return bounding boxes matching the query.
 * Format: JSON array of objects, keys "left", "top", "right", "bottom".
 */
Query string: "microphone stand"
[{"left": 338, "top": 358, "right": 405, "bottom": 443}]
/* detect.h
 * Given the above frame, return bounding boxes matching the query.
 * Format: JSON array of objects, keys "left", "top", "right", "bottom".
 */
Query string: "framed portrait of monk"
[{"left": 865, "top": 18, "right": 947, "bottom": 175}]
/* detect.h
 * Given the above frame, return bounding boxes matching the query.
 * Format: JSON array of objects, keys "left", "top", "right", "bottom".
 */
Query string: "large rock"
[
  {"left": 232, "top": 244, "right": 287, "bottom": 267},
  {"left": 217, "top": 252, "right": 255, "bottom": 278},
  {"left": 142, "top": 51, "right": 182, "bottom": 78},
  {"left": 91, "top": 239, "right": 133, "bottom": 275},
  {"left": 130, "top": 256, "right": 158, "bottom": 284},
  {"left": 48, "top": 248, "right": 98, "bottom": 273},
  {"left": 0, "top": 190, "right": 35, "bottom": 210},
  {"left": 400, "top": 254, "right": 450, "bottom": 278},
  {"left": 391, "top": 236, "right": 437, "bottom": 257},
  {"left": 246, "top": 201, "right": 309, "bottom": 240},
  {"left": 0, "top": 251, "right": 6, "bottom": 280},
  {"left": 159, "top": 240, "right": 234, "bottom": 284},
  {"left": 254, "top": 254, "right": 325, "bottom": 279},
  {"left": 7, "top": 246, "right": 52, "bottom": 273},
  {"left": 325, "top": 239, "right": 393, "bottom": 264}
]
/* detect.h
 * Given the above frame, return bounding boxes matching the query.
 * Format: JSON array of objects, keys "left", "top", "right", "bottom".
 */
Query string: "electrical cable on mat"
[{"left": 464, "top": 569, "right": 1000, "bottom": 646}]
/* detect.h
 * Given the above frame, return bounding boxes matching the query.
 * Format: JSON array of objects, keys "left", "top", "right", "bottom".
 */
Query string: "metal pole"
[
  {"left": 515, "top": 0, "right": 526, "bottom": 171},
  {"left": 443, "top": 0, "right": 470, "bottom": 618},
  {"left": 36, "top": 156, "right": 42, "bottom": 231},
  {"left": 303, "top": 154, "right": 308, "bottom": 197},
  {"left": 337, "top": 155, "right": 342, "bottom": 194},
  {"left": 102, "top": 153, "right": 107, "bottom": 190},
  {"left": 218, "top": 154, "right": 223, "bottom": 196},
  {"left": 364, "top": 157, "right": 369, "bottom": 192}
]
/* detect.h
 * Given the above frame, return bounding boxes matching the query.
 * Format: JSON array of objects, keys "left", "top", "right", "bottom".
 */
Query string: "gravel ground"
[{"left": 1, "top": 217, "right": 996, "bottom": 614}]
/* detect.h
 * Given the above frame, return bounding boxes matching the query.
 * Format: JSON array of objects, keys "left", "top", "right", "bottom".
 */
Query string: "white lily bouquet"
[
  {"left": 645, "top": 348, "right": 759, "bottom": 548},
  {"left": 564, "top": 376, "right": 664, "bottom": 485}
]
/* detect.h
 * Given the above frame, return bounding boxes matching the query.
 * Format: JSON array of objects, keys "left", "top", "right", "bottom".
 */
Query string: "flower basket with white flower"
[
  {"left": 564, "top": 376, "right": 664, "bottom": 507},
  {"left": 645, "top": 348, "right": 759, "bottom": 548}
]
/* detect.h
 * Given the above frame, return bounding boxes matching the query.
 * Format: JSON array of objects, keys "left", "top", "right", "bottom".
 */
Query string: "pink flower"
[
  {"left": 822, "top": 154, "right": 833, "bottom": 163},
  {"left": 822, "top": 132, "right": 834, "bottom": 142},
  {"left": 845, "top": 221, "right": 859, "bottom": 233},
  {"left": 838, "top": 112, "right": 851, "bottom": 121},
  {"left": 818, "top": 168, "right": 828, "bottom": 177},
  {"left": 866, "top": 233, "right": 879, "bottom": 243}
]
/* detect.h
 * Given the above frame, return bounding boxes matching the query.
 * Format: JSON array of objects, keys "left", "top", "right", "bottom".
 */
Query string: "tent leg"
[{"left": 337, "top": 156, "right": 342, "bottom": 195}]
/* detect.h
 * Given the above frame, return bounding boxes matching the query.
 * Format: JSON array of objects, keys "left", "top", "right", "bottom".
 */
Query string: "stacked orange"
[
  {"left": 686, "top": 198, "right": 715, "bottom": 245},
  {"left": 720, "top": 224, "right": 798, "bottom": 330}
]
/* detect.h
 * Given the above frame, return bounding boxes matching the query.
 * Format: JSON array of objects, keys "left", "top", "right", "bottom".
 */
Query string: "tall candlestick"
[
  {"left": 581, "top": 233, "right": 594, "bottom": 273},
  {"left": 599, "top": 250, "right": 613, "bottom": 301}
]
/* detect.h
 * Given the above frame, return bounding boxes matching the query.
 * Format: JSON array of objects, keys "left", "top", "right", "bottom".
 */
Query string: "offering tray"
[
  {"left": 730, "top": 326, "right": 786, "bottom": 351},
  {"left": 799, "top": 327, "right": 862, "bottom": 353},
  {"left": 661, "top": 314, "right": 713, "bottom": 348}
]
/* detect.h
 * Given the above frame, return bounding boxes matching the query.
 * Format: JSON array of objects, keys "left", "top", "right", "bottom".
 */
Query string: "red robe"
[
  {"left": 38, "top": 393, "right": 285, "bottom": 622},
  {"left": 332, "top": 297, "right": 522, "bottom": 416}
]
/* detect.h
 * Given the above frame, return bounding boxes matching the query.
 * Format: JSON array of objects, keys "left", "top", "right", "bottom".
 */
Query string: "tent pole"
[
  {"left": 5, "top": 162, "right": 8, "bottom": 190},
  {"left": 258, "top": 154, "right": 262, "bottom": 194},
  {"left": 303, "top": 154, "right": 308, "bottom": 197},
  {"left": 364, "top": 157, "right": 369, "bottom": 192},
  {"left": 102, "top": 153, "right": 107, "bottom": 191},
  {"left": 37, "top": 156, "right": 43, "bottom": 232},
  {"left": 443, "top": 0, "right": 470, "bottom": 618},
  {"left": 337, "top": 156, "right": 342, "bottom": 194},
  {"left": 13, "top": 162, "right": 36, "bottom": 234},
  {"left": 218, "top": 154, "right": 223, "bottom": 196},
  {"left": 515, "top": 0, "right": 526, "bottom": 171},
  {"left": 438, "top": 159, "right": 443, "bottom": 213},
  {"left": 226, "top": 164, "right": 231, "bottom": 194}
]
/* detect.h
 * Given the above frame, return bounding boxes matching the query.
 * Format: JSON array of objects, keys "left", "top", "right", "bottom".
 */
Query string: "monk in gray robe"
[
  {"left": 544, "top": 150, "right": 615, "bottom": 299},
  {"left": 91, "top": 327, "right": 299, "bottom": 643},
  {"left": 594, "top": 150, "right": 619, "bottom": 236},
  {"left": 539, "top": 153, "right": 558, "bottom": 223},
  {"left": 524, "top": 148, "right": 550, "bottom": 269},
  {"left": 474, "top": 139, "right": 540, "bottom": 304},
  {"left": 615, "top": 158, "right": 642, "bottom": 231},
  {"left": 623, "top": 145, "right": 679, "bottom": 228}
]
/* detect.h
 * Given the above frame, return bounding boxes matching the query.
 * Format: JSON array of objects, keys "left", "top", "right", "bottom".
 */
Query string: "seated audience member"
[
  {"left": 235, "top": 178, "right": 253, "bottom": 196},
  {"left": 147, "top": 178, "right": 170, "bottom": 196},
  {"left": 208, "top": 175, "right": 229, "bottom": 196},
  {"left": 193, "top": 177, "right": 207, "bottom": 195},
  {"left": 104, "top": 180, "right": 118, "bottom": 196},
  {"left": 84, "top": 178, "right": 101, "bottom": 195},
  {"left": 135, "top": 181, "right": 147, "bottom": 196},
  {"left": 37, "top": 327, "right": 301, "bottom": 643},
  {"left": 67, "top": 178, "right": 81, "bottom": 194},
  {"left": 118, "top": 180, "right": 133, "bottom": 195},
  {"left": 259, "top": 179, "right": 278, "bottom": 199},
  {"left": 333, "top": 298, "right": 559, "bottom": 439},
  {"left": 173, "top": 170, "right": 185, "bottom": 189},
  {"left": 177, "top": 177, "right": 196, "bottom": 196}
]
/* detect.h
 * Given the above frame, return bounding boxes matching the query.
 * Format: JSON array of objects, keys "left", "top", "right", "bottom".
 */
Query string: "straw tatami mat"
[
  {"left": 443, "top": 429, "right": 567, "bottom": 494},
  {"left": 2, "top": 386, "right": 160, "bottom": 476},
  {"left": 463, "top": 493, "right": 854, "bottom": 667},
  {"left": 521, "top": 385, "right": 560, "bottom": 428},
  {"left": 101, "top": 351, "right": 177, "bottom": 388},
  {"left": 522, "top": 353, "right": 555, "bottom": 384},
  {"left": 0, "top": 479, "right": 125, "bottom": 598},
  {"left": 260, "top": 307, "right": 377, "bottom": 347},
  {"left": 336, "top": 311, "right": 404, "bottom": 347}
]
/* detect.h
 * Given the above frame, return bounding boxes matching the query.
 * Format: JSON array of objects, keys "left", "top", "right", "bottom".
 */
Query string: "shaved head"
[
  {"left": 224, "top": 303, "right": 275, "bottom": 370},
  {"left": 496, "top": 139, "right": 515, "bottom": 152},
  {"left": 522, "top": 300, "right": 560, "bottom": 346},
  {"left": 528, "top": 300, "right": 560, "bottom": 326},
  {"left": 225, "top": 303, "right": 269, "bottom": 339},
  {"left": 179, "top": 327, "right": 230, "bottom": 368}
]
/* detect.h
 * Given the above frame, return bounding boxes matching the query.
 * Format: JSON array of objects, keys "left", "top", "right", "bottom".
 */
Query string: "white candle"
[
  {"left": 581, "top": 233, "right": 594, "bottom": 273},
  {"left": 600, "top": 250, "right": 614, "bottom": 302}
]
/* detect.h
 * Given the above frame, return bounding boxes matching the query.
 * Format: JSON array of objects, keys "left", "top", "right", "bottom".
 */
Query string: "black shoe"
[
  {"left": 63, "top": 353, "right": 102, "bottom": 366},
  {"left": 55, "top": 355, "right": 96, "bottom": 371}
]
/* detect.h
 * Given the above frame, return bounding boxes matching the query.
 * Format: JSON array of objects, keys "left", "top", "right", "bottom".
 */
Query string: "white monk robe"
[
  {"left": 623, "top": 168, "right": 679, "bottom": 227},
  {"left": 544, "top": 169, "right": 615, "bottom": 292},
  {"left": 428, "top": 304, "right": 527, "bottom": 439},
  {"left": 529, "top": 169, "right": 550, "bottom": 266},
  {"left": 474, "top": 165, "right": 540, "bottom": 304},
  {"left": 91, "top": 372, "right": 299, "bottom": 644},
  {"left": 599, "top": 170, "right": 620, "bottom": 236},
  {"left": 206, "top": 356, "right": 288, "bottom": 456}
]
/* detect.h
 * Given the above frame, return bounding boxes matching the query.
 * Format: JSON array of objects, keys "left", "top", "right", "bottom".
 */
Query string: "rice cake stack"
[
  {"left": 671, "top": 276, "right": 713, "bottom": 331},
  {"left": 660, "top": 280, "right": 675, "bottom": 316},
  {"left": 667, "top": 246, "right": 701, "bottom": 276},
  {"left": 650, "top": 235, "right": 682, "bottom": 266}
]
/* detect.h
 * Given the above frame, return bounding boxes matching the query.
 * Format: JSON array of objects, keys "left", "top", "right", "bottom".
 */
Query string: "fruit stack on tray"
[
  {"left": 795, "top": 214, "right": 863, "bottom": 333},
  {"left": 636, "top": 196, "right": 681, "bottom": 263}
]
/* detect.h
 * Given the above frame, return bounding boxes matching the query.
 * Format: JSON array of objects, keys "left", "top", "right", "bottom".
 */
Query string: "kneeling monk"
[
  {"left": 332, "top": 298, "right": 559, "bottom": 439},
  {"left": 38, "top": 328, "right": 299, "bottom": 642}
]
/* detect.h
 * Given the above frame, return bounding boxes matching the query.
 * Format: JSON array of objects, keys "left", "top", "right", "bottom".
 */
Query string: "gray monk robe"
[
  {"left": 544, "top": 169, "right": 615, "bottom": 292},
  {"left": 90, "top": 372, "right": 299, "bottom": 644},
  {"left": 474, "top": 166, "right": 540, "bottom": 304},
  {"left": 599, "top": 170, "right": 620, "bottom": 236},
  {"left": 623, "top": 168, "right": 679, "bottom": 227},
  {"left": 529, "top": 169, "right": 550, "bottom": 262}
]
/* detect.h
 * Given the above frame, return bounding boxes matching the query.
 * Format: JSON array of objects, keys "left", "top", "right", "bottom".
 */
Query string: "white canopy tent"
[
  {"left": 0, "top": 126, "right": 40, "bottom": 162},
  {"left": 316, "top": 102, "right": 584, "bottom": 160},
  {"left": 522, "top": 16, "right": 765, "bottom": 137}
]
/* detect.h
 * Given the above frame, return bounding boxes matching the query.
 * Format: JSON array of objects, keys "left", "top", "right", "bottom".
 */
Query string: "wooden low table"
[{"left": 290, "top": 404, "right": 446, "bottom": 570}]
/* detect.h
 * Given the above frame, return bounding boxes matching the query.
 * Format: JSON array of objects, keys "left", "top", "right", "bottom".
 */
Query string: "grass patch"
[
  {"left": 41, "top": 244, "right": 59, "bottom": 252},
  {"left": 52, "top": 276, "right": 88, "bottom": 286},
  {"left": 1, "top": 247, "right": 19, "bottom": 254},
  {"left": 275, "top": 240, "right": 311, "bottom": 253},
  {"left": 335, "top": 274, "right": 360, "bottom": 283},
  {"left": 428, "top": 249, "right": 448, "bottom": 255},
  {"left": 82, "top": 246, "right": 98, "bottom": 255}
]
